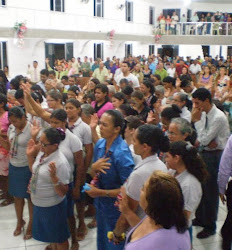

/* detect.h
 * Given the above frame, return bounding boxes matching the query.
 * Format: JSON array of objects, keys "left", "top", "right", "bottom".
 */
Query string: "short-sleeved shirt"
[
  {"left": 31, "top": 150, "right": 70, "bottom": 207},
  {"left": 8, "top": 122, "right": 31, "bottom": 167},
  {"left": 69, "top": 117, "right": 92, "bottom": 145},
  {"left": 59, "top": 129, "right": 82, "bottom": 182},
  {"left": 91, "top": 101, "right": 114, "bottom": 119},
  {"left": 92, "top": 67, "right": 109, "bottom": 83},
  {"left": 125, "top": 220, "right": 190, "bottom": 250},
  {"left": 94, "top": 136, "right": 134, "bottom": 215},
  {"left": 125, "top": 155, "right": 167, "bottom": 219},
  {"left": 169, "top": 169, "right": 202, "bottom": 226},
  {"left": 115, "top": 73, "right": 140, "bottom": 89}
]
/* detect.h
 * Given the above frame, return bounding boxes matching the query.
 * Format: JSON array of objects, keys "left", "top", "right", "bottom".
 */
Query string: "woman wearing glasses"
[
  {"left": 26, "top": 127, "right": 70, "bottom": 250},
  {"left": 0, "top": 106, "right": 33, "bottom": 239}
]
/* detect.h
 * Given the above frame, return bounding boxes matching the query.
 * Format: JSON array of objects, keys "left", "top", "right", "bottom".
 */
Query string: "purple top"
[
  {"left": 125, "top": 218, "right": 191, "bottom": 250},
  {"left": 91, "top": 101, "right": 114, "bottom": 118},
  {"left": 218, "top": 135, "right": 232, "bottom": 194}
]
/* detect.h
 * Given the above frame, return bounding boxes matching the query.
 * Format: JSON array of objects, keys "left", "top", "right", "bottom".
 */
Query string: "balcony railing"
[{"left": 155, "top": 22, "right": 232, "bottom": 36}]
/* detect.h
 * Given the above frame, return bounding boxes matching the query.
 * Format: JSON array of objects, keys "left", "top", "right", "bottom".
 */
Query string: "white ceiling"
[{"left": 192, "top": 0, "right": 231, "bottom": 3}]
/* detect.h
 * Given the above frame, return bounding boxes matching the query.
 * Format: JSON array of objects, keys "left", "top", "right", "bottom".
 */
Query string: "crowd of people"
[
  {"left": 0, "top": 53, "right": 232, "bottom": 250},
  {"left": 156, "top": 11, "right": 232, "bottom": 35}
]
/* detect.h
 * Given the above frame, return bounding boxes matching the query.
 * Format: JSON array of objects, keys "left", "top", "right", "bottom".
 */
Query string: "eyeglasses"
[{"left": 39, "top": 141, "right": 53, "bottom": 147}]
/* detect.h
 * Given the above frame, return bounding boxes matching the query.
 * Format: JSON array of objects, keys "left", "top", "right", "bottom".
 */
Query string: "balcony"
[{"left": 154, "top": 22, "right": 232, "bottom": 45}]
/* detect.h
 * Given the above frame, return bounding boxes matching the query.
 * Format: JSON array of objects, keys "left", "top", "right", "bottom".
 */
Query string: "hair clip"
[
  {"left": 186, "top": 142, "right": 193, "bottom": 151},
  {"left": 56, "top": 127, "right": 65, "bottom": 136}
]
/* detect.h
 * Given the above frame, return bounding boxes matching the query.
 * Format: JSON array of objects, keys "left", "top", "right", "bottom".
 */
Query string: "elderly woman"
[
  {"left": 121, "top": 171, "right": 191, "bottom": 250},
  {"left": 85, "top": 110, "right": 134, "bottom": 250},
  {"left": 26, "top": 128, "right": 70, "bottom": 250},
  {"left": 168, "top": 118, "right": 196, "bottom": 145}
]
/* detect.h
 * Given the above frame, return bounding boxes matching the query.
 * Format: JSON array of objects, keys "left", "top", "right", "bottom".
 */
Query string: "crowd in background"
[
  {"left": 0, "top": 53, "right": 232, "bottom": 249},
  {"left": 156, "top": 11, "right": 232, "bottom": 35}
]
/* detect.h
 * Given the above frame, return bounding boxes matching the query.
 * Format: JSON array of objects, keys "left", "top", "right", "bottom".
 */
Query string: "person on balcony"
[
  {"left": 171, "top": 12, "right": 179, "bottom": 35},
  {"left": 180, "top": 14, "right": 187, "bottom": 35}
]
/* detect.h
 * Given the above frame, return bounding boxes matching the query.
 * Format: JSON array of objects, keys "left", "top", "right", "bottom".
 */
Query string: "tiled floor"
[{"left": 0, "top": 198, "right": 227, "bottom": 250}]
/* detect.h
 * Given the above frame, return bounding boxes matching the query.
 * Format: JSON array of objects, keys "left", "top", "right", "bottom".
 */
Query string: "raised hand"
[
  {"left": 90, "top": 113, "right": 99, "bottom": 130},
  {"left": 31, "top": 120, "right": 41, "bottom": 139},
  {"left": 26, "top": 139, "right": 38, "bottom": 158}
]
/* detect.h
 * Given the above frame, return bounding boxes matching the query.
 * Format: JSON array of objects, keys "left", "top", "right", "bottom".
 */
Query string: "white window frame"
[
  {"left": 94, "top": 0, "right": 104, "bottom": 18},
  {"left": 149, "top": 6, "right": 155, "bottom": 25},
  {"left": 126, "top": 1, "right": 133, "bottom": 22},
  {"left": 51, "top": 0, "right": 65, "bottom": 12}
]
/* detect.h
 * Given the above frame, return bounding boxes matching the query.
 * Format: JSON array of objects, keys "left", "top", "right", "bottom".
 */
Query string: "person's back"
[{"left": 125, "top": 223, "right": 190, "bottom": 250}]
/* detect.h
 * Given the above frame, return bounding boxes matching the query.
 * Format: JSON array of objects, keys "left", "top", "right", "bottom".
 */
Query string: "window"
[
  {"left": 50, "top": 0, "right": 65, "bottom": 12},
  {"left": 125, "top": 44, "right": 132, "bottom": 57},
  {"left": 94, "top": 43, "right": 104, "bottom": 60},
  {"left": 0, "top": 0, "right": 6, "bottom": 6},
  {"left": 94, "top": 0, "right": 104, "bottom": 17},
  {"left": 126, "top": 1, "right": 133, "bottom": 22},
  {"left": 0, "top": 42, "right": 7, "bottom": 70},
  {"left": 149, "top": 7, "right": 155, "bottom": 25},
  {"left": 45, "top": 42, "right": 73, "bottom": 68},
  {"left": 149, "top": 45, "right": 155, "bottom": 55}
]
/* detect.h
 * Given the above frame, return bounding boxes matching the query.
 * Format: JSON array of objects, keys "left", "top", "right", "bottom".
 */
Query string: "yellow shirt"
[{"left": 92, "top": 67, "right": 109, "bottom": 83}]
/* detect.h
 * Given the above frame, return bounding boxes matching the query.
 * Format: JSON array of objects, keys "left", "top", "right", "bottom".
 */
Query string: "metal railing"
[{"left": 155, "top": 22, "right": 232, "bottom": 36}]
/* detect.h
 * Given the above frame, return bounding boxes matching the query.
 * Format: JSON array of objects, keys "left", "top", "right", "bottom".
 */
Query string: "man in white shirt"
[
  {"left": 173, "top": 92, "right": 191, "bottom": 122},
  {"left": 37, "top": 69, "right": 49, "bottom": 92},
  {"left": 27, "top": 61, "right": 40, "bottom": 84},
  {"left": 189, "top": 59, "right": 202, "bottom": 83},
  {"left": 180, "top": 80, "right": 197, "bottom": 100},
  {"left": 191, "top": 88, "right": 230, "bottom": 239},
  {"left": 114, "top": 62, "right": 140, "bottom": 90},
  {"left": 171, "top": 12, "right": 179, "bottom": 35}
]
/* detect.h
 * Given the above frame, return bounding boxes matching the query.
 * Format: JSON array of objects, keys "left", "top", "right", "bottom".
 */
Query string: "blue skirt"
[
  {"left": 8, "top": 163, "right": 31, "bottom": 199},
  {"left": 32, "top": 198, "right": 70, "bottom": 243}
]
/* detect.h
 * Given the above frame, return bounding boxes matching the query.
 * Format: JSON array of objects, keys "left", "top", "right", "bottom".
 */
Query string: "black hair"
[
  {"left": 10, "top": 79, "right": 20, "bottom": 90},
  {"left": 137, "top": 124, "right": 169, "bottom": 153},
  {"left": 161, "top": 104, "right": 182, "bottom": 121},
  {"left": 112, "top": 92, "right": 127, "bottom": 104},
  {"left": 48, "top": 70, "right": 56, "bottom": 77},
  {"left": 65, "top": 98, "right": 81, "bottom": 109},
  {"left": 180, "top": 79, "right": 191, "bottom": 88},
  {"left": 61, "top": 75, "right": 68, "bottom": 81},
  {"left": 86, "top": 93, "right": 95, "bottom": 102},
  {"left": 122, "top": 61, "right": 130, "bottom": 68},
  {"left": 104, "top": 109, "right": 124, "bottom": 132},
  {"left": 68, "top": 85, "right": 80, "bottom": 96},
  {"left": 141, "top": 80, "right": 155, "bottom": 95},
  {"left": 118, "top": 104, "right": 138, "bottom": 116},
  {"left": 31, "top": 92, "right": 43, "bottom": 104},
  {"left": 122, "top": 85, "right": 133, "bottom": 96},
  {"left": 43, "top": 127, "right": 65, "bottom": 145},
  {"left": 33, "top": 60, "right": 38, "bottom": 64},
  {"left": 30, "top": 85, "right": 46, "bottom": 98},
  {"left": 15, "top": 89, "right": 24, "bottom": 100},
  {"left": 131, "top": 90, "right": 144, "bottom": 100},
  {"left": 91, "top": 78, "right": 100, "bottom": 85},
  {"left": 0, "top": 70, "right": 8, "bottom": 83},
  {"left": 163, "top": 76, "right": 176, "bottom": 87},
  {"left": 50, "top": 109, "right": 67, "bottom": 122},
  {"left": 169, "top": 141, "right": 208, "bottom": 183},
  {"left": 153, "top": 74, "right": 161, "bottom": 81},
  {"left": 95, "top": 84, "right": 109, "bottom": 102},
  {"left": 40, "top": 69, "right": 49, "bottom": 76},
  {"left": 8, "top": 106, "right": 26, "bottom": 119},
  {"left": 0, "top": 93, "right": 8, "bottom": 111},
  {"left": 119, "top": 78, "right": 129, "bottom": 86},
  {"left": 192, "top": 88, "right": 212, "bottom": 103}
]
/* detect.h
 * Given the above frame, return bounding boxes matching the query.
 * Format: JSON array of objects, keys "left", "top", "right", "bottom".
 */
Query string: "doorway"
[
  {"left": 158, "top": 45, "right": 179, "bottom": 58},
  {"left": 162, "top": 9, "right": 181, "bottom": 19},
  {"left": 202, "top": 46, "right": 210, "bottom": 57}
]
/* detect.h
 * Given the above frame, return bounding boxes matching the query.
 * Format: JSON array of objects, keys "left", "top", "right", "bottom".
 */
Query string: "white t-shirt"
[
  {"left": 125, "top": 155, "right": 167, "bottom": 219},
  {"left": 69, "top": 117, "right": 92, "bottom": 145},
  {"left": 167, "top": 68, "right": 176, "bottom": 77},
  {"left": 8, "top": 122, "right": 31, "bottom": 167},
  {"left": 59, "top": 129, "right": 82, "bottom": 182},
  {"left": 31, "top": 150, "right": 70, "bottom": 207},
  {"left": 169, "top": 169, "right": 202, "bottom": 226},
  {"left": 189, "top": 64, "right": 201, "bottom": 74},
  {"left": 115, "top": 73, "right": 140, "bottom": 89}
]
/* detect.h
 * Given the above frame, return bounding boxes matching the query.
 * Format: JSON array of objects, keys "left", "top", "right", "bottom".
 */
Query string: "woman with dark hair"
[
  {"left": 117, "top": 104, "right": 138, "bottom": 117},
  {"left": 112, "top": 125, "right": 169, "bottom": 243},
  {"left": 0, "top": 70, "right": 9, "bottom": 94},
  {"left": 10, "top": 78, "right": 20, "bottom": 91},
  {"left": 161, "top": 104, "right": 182, "bottom": 131},
  {"left": 26, "top": 127, "right": 70, "bottom": 250},
  {"left": 0, "top": 93, "right": 13, "bottom": 206},
  {"left": 0, "top": 106, "right": 33, "bottom": 239},
  {"left": 131, "top": 90, "right": 150, "bottom": 122},
  {"left": 140, "top": 80, "right": 157, "bottom": 108},
  {"left": 67, "top": 85, "right": 80, "bottom": 100},
  {"left": 83, "top": 78, "right": 100, "bottom": 95},
  {"left": 122, "top": 171, "right": 190, "bottom": 250},
  {"left": 30, "top": 85, "right": 48, "bottom": 109},
  {"left": 85, "top": 109, "right": 134, "bottom": 250},
  {"left": 91, "top": 84, "right": 114, "bottom": 118},
  {"left": 163, "top": 76, "right": 177, "bottom": 98},
  {"left": 112, "top": 92, "right": 127, "bottom": 109},
  {"left": 166, "top": 141, "right": 208, "bottom": 241},
  {"left": 47, "top": 109, "right": 83, "bottom": 249},
  {"left": 180, "top": 67, "right": 192, "bottom": 82},
  {"left": 198, "top": 66, "right": 213, "bottom": 90}
]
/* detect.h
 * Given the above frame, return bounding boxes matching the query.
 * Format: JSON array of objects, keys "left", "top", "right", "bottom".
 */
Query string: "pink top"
[
  {"left": 91, "top": 101, "right": 114, "bottom": 118},
  {"left": 0, "top": 112, "right": 9, "bottom": 133}
]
